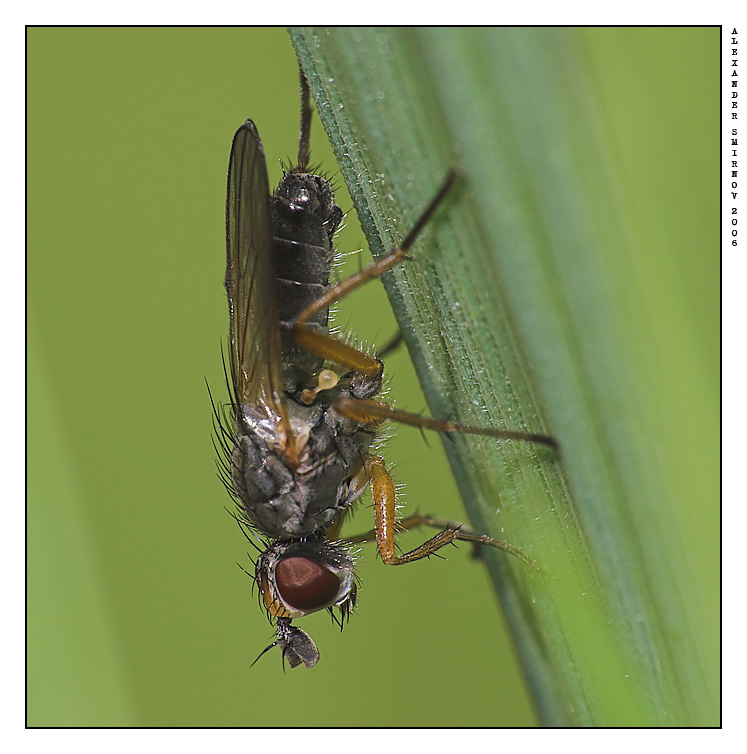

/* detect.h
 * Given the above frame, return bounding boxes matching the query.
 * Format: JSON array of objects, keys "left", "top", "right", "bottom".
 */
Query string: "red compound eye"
[{"left": 275, "top": 556, "right": 341, "bottom": 612}]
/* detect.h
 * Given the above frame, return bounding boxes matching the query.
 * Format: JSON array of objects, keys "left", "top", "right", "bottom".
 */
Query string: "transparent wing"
[{"left": 225, "top": 120, "right": 286, "bottom": 418}]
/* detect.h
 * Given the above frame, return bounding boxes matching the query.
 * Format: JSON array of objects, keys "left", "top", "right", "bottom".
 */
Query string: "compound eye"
[{"left": 275, "top": 556, "right": 341, "bottom": 613}]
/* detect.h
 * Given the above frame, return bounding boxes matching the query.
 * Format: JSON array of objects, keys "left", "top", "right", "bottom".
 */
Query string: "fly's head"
[
  {"left": 257, "top": 539, "right": 357, "bottom": 619},
  {"left": 252, "top": 539, "right": 357, "bottom": 668}
]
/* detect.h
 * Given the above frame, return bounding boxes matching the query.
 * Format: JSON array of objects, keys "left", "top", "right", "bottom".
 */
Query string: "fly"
[{"left": 213, "top": 67, "right": 557, "bottom": 669}]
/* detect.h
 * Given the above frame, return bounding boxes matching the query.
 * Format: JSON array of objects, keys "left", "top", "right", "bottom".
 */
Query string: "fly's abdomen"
[{"left": 271, "top": 172, "right": 343, "bottom": 391}]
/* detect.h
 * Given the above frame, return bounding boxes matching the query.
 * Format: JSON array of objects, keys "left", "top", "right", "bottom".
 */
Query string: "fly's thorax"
[
  {"left": 232, "top": 394, "right": 376, "bottom": 539},
  {"left": 256, "top": 539, "right": 357, "bottom": 620}
]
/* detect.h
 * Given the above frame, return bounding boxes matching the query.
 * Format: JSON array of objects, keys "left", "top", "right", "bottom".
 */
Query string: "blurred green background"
[{"left": 27, "top": 27, "right": 718, "bottom": 726}]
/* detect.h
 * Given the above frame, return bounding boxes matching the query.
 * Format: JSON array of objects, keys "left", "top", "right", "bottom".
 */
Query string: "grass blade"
[{"left": 290, "top": 26, "right": 718, "bottom": 726}]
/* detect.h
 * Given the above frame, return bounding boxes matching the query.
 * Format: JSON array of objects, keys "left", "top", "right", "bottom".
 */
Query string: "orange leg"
[
  {"left": 356, "top": 455, "right": 541, "bottom": 571},
  {"left": 289, "top": 171, "right": 458, "bottom": 377},
  {"left": 291, "top": 327, "right": 383, "bottom": 379}
]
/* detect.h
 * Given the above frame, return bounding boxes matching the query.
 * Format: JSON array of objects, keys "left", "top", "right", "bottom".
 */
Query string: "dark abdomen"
[{"left": 271, "top": 172, "right": 342, "bottom": 392}]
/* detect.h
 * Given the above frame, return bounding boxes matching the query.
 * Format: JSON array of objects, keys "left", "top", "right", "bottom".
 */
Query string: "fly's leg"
[
  {"left": 290, "top": 171, "right": 457, "bottom": 378},
  {"left": 295, "top": 68, "right": 312, "bottom": 173},
  {"left": 377, "top": 331, "right": 404, "bottom": 359},
  {"left": 355, "top": 456, "right": 541, "bottom": 570},
  {"left": 345, "top": 513, "right": 493, "bottom": 544},
  {"left": 333, "top": 397, "right": 557, "bottom": 450},
  {"left": 290, "top": 166, "right": 557, "bottom": 449},
  {"left": 343, "top": 513, "right": 540, "bottom": 570}
]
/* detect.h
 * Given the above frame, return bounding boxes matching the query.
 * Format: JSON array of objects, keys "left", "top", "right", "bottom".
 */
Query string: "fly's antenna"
[
  {"left": 297, "top": 67, "right": 312, "bottom": 172},
  {"left": 250, "top": 638, "right": 279, "bottom": 669}
]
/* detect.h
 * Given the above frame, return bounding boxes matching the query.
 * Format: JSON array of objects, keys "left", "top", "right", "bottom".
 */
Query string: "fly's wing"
[{"left": 225, "top": 120, "right": 288, "bottom": 427}]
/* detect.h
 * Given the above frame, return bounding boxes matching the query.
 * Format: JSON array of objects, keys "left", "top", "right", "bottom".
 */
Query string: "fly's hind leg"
[
  {"left": 290, "top": 171, "right": 457, "bottom": 379},
  {"left": 348, "top": 455, "right": 541, "bottom": 571},
  {"left": 332, "top": 397, "right": 558, "bottom": 450}
]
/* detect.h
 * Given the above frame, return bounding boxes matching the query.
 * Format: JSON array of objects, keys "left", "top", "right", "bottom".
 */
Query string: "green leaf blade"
[{"left": 291, "top": 27, "right": 718, "bottom": 727}]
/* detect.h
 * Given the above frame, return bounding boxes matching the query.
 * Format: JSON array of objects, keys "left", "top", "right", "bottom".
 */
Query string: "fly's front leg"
[{"left": 360, "top": 456, "right": 541, "bottom": 571}]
